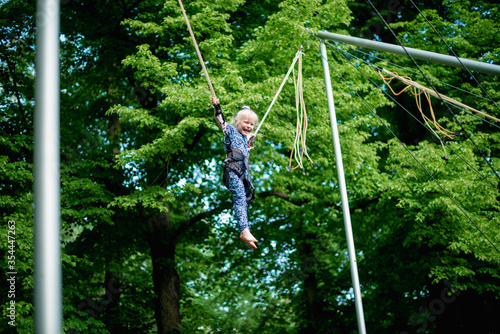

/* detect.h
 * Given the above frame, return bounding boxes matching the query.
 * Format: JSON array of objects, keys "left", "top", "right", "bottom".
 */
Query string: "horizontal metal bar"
[{"left": 317, "top": 31, "right": 500, "bottom": 76}]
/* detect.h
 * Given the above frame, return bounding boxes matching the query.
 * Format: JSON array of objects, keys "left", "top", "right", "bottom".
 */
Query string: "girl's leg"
[
  {"left": 228, "top": 173, "right": 258, "bottom": 249},
  {"left": 228, "top": 172, "right": 249, "bottom": 231}
]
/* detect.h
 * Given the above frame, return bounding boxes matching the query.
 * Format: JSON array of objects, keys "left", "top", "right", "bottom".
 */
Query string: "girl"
[{"left": 212, "top": 97, "right": 259, "bottom": 249}]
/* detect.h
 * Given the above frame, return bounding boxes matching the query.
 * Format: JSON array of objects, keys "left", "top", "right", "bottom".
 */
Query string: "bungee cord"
[
  {"left": 178, "top": 0, "right": 231, "bottom": 147},
  {"left": 313, "top": 40, "right": 500, "bottom": 255},
  {"left": 374, "top": 66, "right": 500, "bottom": 161},
  {"left": 178, "top": 2, "right": 317, "bottom": 172},
  {"left": 376, "top": 67, "right": 500, "bottom": 163},
  {"left": 177, "top": 0, "right": 216, "bottom": 99}
]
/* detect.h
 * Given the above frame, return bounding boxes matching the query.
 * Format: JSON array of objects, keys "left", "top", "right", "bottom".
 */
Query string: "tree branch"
[
  {"left": 258, "top": 189, "right": 306, "bottom": 206},
  {"left": 175, "top": 200, "right": 232, "bottom": 238}
]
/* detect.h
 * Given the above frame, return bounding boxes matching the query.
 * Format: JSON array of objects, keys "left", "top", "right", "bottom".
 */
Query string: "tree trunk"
[
  {"left": 298, "top": 234, "right": 324, "bottom": 333},
  {"left": 103, "top": 269, "right": 124, "bottom": 334},
  {"left": 147, "top": 212, "right": 182, "bottom": 334}
]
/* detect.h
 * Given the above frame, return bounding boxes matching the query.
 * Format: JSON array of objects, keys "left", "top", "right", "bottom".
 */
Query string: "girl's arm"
[{"left": 212, "top": 97, "right": 225, "bottom": 131}]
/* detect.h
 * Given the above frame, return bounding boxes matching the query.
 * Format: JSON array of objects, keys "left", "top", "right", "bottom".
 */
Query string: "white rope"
[{"left": 253, "top": 48, "right": 304, "bottom": 136}]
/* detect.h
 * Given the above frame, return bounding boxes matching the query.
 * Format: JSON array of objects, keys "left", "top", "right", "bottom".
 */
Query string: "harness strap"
[
  {"left": 222, "top": 148, "right": 255, "bottom": 203},
  {"left": 226, "top": 149, "right": 244, "bottom": 161},
  {"left": 225, "top": 149, "right": 250, "bottom": 177}
]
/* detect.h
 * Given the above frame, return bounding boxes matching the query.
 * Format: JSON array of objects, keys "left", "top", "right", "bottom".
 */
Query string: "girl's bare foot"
[{"left": 240, "top": 228, "right": 258, "bottom": 249}]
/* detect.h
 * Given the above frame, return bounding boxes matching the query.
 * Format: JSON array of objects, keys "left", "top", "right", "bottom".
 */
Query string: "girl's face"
[{"left": 235, "top": 116, "right": 256, "bottom": 137}]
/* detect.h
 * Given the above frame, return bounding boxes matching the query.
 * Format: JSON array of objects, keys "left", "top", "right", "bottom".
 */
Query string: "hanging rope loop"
[{"left": 288, "top": 48, "right": 316, "bottom": 172}]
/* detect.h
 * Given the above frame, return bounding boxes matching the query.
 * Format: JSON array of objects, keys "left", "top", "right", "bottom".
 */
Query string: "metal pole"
[
  {"left": 317, "top": 30, "right": 500, "bottom": 77},
  {"left": 34, "top": 0, "right": 62, "bottom": 333},
  {"left": 320, "top": 41, "right": 367, "bottom": 334}
]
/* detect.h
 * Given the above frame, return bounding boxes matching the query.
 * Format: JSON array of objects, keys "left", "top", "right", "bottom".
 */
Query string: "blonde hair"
[{"left": 234, "top": 105, "right": 259, "bottom": 125}]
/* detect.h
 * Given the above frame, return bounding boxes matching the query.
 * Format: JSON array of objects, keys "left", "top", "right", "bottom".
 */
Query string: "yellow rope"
[
  {"left": 381, "top": 69, "right": 500, "bottom": 123},
  {"left": 288, "top": 51, "right": 316, "bottom": 173},
  {"left": 378, "top": 68, "right": 500, "bottom": 142},
  {"left": 377, "top": 70, "right": 456, "bottom": 139}
]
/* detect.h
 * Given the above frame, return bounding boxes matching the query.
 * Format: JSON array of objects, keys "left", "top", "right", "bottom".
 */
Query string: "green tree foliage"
[
  {"left": 0, "top": 1, "right": 36, "bottom": 333},
  {"left": 1, "top": 0, "right": 499, "bottom": 333},
  {"left": 342, "top": 0, "right": 500, "bottom": 332}
]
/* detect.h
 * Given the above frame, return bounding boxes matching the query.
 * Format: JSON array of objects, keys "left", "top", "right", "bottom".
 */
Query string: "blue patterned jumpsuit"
[{"left": 224, "top": 124, "right": 251, "bottom": 232}]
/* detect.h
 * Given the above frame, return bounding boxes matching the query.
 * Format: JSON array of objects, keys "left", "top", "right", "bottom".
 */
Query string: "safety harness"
[
  {"left": 214, "top": 103, "right": 255, "bottom": 204},
  {"left": 223, "top": 145, "right": 255, "bottom": 204}
]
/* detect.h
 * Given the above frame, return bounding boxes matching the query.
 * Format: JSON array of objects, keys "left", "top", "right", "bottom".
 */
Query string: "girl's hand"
[
  {"left": 247, "top": 133, "right": 256, "bottom": 149},
  {"left": 212, "top": 97, "right": 219, "bottom": 105}
]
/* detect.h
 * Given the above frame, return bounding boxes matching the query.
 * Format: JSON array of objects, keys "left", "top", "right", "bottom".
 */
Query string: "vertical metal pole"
[
  {"left": 34, "top": 0, "right": 62, "bottom": 333},
  {"left": 320, "top": 41, "right": 367, "bottom": 334}
]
